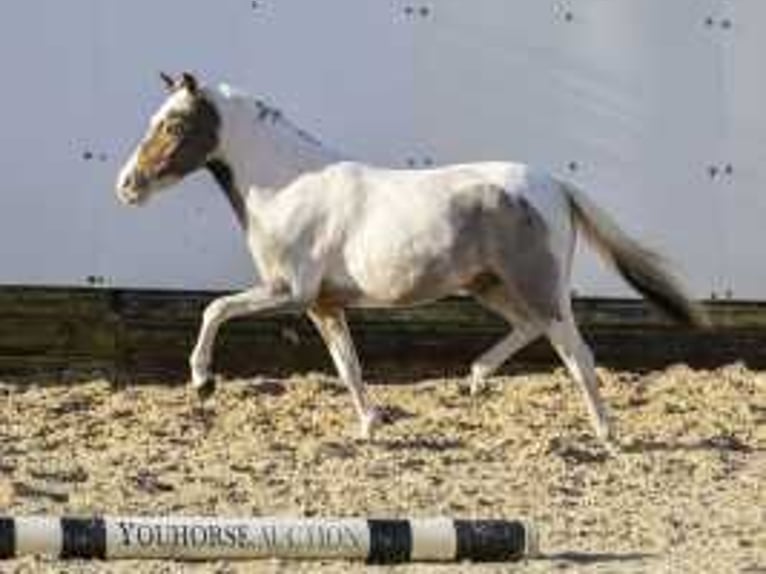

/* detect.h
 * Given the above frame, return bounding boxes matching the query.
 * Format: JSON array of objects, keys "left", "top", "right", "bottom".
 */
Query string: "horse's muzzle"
[{"left": 116, "top": 170, "right": 148, "bottom": 205}]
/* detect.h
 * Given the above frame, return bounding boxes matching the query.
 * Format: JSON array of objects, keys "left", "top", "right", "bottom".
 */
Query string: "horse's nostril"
[
  {"left": 117, "top": 171, "right": 132, "bottom": 191},
  {"left": 118, "top": 171, "right": 144, "bottom": 192}
]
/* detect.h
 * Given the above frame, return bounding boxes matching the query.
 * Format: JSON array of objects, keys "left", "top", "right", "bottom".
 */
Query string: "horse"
[{"left": 116, "top": 72, "right": 706, "bottom": 446}]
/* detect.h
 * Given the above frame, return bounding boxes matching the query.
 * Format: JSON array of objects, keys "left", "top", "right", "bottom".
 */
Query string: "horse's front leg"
[
  {"left": 190, "top": 284, "right": 297, "bottom": 399},
  {"left": 307, "top": 305, "right": 381, "bottom": 439}
]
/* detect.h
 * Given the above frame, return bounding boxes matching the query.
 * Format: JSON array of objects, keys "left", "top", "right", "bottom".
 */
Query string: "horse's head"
[{"left": 116, "top": 72, "right": 221, "bottom": 205}]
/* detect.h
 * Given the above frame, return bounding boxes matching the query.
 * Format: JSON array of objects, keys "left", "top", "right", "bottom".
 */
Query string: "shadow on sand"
[
  {"left": 368, "top": 435, "right": 465, "bottom": 452},
  {"left": 621, "top": 434, "right": 758, "bottom": 455},
  {"left": 535, "top": 551, "right": 656, "bottom": 565}
]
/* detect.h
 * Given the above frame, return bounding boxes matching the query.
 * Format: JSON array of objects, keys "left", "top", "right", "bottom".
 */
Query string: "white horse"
[{"left": 116, "top": 72, "right": 705, "bottom": 445}]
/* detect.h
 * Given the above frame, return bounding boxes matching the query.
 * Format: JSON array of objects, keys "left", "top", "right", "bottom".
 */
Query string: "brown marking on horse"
[{"left": 128, "top": 73, "right": 221, "bottom": 192}]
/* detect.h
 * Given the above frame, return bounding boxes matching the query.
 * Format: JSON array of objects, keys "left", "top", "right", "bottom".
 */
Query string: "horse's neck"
[{"left": 212, "top": 94, "right": 341, "bottom": 221}]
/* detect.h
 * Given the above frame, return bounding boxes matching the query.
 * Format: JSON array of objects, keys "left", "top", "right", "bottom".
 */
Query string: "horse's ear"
[
  {"left": 180, "top": 72, "right": 198, "bottom": 94},
  {"left": 159, "top": 71, "right": 175, "bottom": 91}
]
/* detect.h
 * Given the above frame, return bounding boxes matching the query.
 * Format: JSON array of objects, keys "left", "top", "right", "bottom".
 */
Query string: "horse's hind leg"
[
  {"left": 545, "top": 306, "right": 615, "bottom": 445},
  {"left": 307, "top": 305, "right": 380, "bottom": 439},
  {"left": 470, "top": 286, "right": 542, "bottom": 394}
]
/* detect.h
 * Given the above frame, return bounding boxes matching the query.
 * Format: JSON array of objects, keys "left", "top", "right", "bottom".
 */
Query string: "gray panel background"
[{"left": 0, "top": 1, "right": 760, "bottom": 299}]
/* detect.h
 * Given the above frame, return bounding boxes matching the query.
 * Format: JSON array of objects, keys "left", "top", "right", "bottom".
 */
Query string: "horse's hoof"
[
  {"left": 469, "top": 379, "right": 491, "bottom": 397},
  {"left": 594, "top": 422, "right": 620, "bottom": 456},
  {"left": 359, "top": 407, "right": 383, "bottom": 441},
  {"left": 194, "top": 376, "right": 217, "bottom": 402},
  {"left": 602, "top": 437, "right": 621, "bottom": 457}
]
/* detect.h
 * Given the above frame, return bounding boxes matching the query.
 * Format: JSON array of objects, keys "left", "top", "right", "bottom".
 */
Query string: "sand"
[{"left": 0, "top": 363, "right": 764, "bottom": 573}]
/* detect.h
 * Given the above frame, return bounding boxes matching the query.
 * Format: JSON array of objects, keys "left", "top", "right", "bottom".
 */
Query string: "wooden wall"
[{"left": 1, "top": 287, "right": 764, "bottom": 381}]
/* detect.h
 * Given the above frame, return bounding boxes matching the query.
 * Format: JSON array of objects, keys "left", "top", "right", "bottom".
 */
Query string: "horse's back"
[
  {"left": 328, "top": 159, "right": 560, "bottom": 202},
  {"left": 325, "top": 160, "right": 568, "bottom": 235},
  {"left": 335, "top": 160, "right": 530, "bottom": 192}
]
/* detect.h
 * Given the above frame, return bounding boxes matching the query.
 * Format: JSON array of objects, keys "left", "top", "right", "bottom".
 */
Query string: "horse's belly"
[
  {"left": 318, "top": 276, "right": 461, "bottom": 308},
  {"left": 338, "top": 231, "right": 484, "bottom": 307}
]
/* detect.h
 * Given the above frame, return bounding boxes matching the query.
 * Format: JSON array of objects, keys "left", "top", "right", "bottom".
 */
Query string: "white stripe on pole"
[
  {"left": 15, "top": 517, "right": 61, "bottom": 557},
  {"left": 409, "top": 518, "right": 455, "bottom": 561},
  {"left": 105, "top": 517, "right": 372, "bottom": 560}
]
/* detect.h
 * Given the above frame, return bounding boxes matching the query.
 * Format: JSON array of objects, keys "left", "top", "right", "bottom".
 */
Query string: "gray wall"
[{"left": 0, "top": 1, "right": 763, "bottom": 299}]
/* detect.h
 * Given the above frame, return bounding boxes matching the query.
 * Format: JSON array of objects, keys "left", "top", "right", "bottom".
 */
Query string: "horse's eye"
[{"left": 164, "top": 122, "right": 185, "bottom": 137}]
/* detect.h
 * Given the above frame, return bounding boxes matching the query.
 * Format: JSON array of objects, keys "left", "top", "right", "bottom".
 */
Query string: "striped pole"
[{"left": 0, "top": 517, "right": 536, "bottom": 563}]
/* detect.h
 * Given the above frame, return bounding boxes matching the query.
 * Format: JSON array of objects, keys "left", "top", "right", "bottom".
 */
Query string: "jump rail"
[{"left": 0, "top": 516, "right": 536, "bottom": 563}]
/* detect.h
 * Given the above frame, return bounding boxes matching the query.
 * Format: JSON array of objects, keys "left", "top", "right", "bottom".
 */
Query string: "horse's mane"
[{"left": 215, "top": 83, "right": 330, "bottom": 153}]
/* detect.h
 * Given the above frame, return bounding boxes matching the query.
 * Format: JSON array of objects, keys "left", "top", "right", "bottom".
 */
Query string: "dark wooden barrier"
[{"left": 0, "top": 286, "right": 764, "bottom": 379}]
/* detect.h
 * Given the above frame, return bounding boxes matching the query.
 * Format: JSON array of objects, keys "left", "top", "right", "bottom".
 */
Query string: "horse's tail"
[{"left": 560, "top": 180, "right": 708, "bottom": 327}]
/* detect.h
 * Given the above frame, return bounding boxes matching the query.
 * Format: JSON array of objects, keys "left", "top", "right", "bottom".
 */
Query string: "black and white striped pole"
[{"left": 0, "top": 517, "right": 536, "bottom": 563}]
